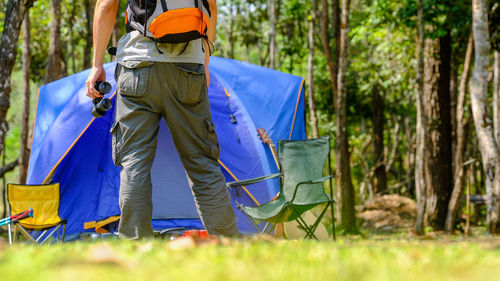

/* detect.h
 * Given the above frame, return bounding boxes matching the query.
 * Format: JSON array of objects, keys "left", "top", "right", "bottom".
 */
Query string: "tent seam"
[
  {"left": 289, "top": 79, "right": 305, "bottom": 140},
  {"left": 42, "top": 91, "right": 118, "bottom": 184}
]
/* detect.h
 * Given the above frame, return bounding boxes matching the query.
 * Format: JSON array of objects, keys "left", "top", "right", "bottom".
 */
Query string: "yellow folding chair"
[{"left": 7, "top": 183, "right": 67, "bottom": 244}]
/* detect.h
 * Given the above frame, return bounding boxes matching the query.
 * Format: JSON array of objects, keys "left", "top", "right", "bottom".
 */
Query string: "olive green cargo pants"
[{"left": 112, "top": 61, "right": 239, "bottom": 239}]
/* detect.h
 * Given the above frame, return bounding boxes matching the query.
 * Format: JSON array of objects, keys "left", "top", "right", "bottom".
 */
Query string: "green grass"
[{"left": 2, "top": 235, "right": 500, "bottom": 281}]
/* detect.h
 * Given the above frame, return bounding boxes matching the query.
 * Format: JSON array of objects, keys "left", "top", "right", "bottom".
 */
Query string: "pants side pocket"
[{"left": 203, "top": 119, "right": 220, "bottom": 160}]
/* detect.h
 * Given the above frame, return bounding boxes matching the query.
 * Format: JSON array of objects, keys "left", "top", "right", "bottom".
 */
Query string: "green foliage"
[
  {"left": 394, "top": 0, "right": 470, "bottom": 39},
  {"left": 278, "top": 0, "right": 308, "bottom": 73},
  {"left": 0, "top": 1, "right": 4, "bottom": 31},
  {"left": 490, "top": 0, "right": 500, "bottom": 52},
  {"left": 346, "top": 0, "right": 418, "bottom": 190},
  {"left": 1, "top": 68, "right": 39, "bottom": 187},
  {"left": 27, "top": 1, "right": 50, "bottom": 83}
]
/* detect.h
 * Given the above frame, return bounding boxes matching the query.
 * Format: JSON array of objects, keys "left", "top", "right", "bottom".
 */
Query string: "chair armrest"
[
  {"left": 227, "top": 173, "right": 283, "bottom": 188},
  {"left": 291, "top": 175, "right": 334, "bottom": 202}
]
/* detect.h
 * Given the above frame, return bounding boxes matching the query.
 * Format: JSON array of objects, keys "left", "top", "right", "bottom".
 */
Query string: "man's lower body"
[{"left": 111, "top": 61, "right": 239, "bottom": 239}]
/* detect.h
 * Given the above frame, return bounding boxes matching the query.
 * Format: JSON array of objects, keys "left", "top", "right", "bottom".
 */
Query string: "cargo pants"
[{"left": 112, "top": 61, "right": 239, "bottom": 239}]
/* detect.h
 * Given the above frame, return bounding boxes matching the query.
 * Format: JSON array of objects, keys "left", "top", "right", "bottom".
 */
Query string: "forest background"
[{"left": 0, "top": 0, "right": 500, "bottom": 236}]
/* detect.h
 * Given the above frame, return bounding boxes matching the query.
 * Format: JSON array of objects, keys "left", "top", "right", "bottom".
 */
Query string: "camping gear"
[
  {"left": 228, "top": 137, "right": 335, "bottom": 240},
  {"left": 0, "top": 208, "right": 33, "bottom": 226},
  {"left": 27, "top": 57, "right": 305, "bottom": 237},
  {"left": 126, "top": 0, "right": 211, "bottom": 44},
  {"left": 257, "top": 128, "right": 280, "bottom": 171},
  {"left": 256, "top": 128, "right": 328, "bottom": 240},
  {"left": 7, "top": 183, "right": 66, "bottom": 244}
]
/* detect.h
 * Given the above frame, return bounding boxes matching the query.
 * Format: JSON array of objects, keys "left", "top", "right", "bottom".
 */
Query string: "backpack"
[{"left": 125, "top": 0, "right": 211, "bottom": 46}]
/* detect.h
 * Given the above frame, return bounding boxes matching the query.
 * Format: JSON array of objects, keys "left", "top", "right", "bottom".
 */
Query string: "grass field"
[{"left": 2, "top": 234, "right": 500, "bottom": 281}]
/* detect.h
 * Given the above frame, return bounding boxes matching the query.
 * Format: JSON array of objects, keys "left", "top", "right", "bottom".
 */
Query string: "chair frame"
[
  {"left": 9, "top": 220, "right": 67, "bottom": 244},
  {"left": 7, "top": 183, "right": 67, "bottom": 245}
]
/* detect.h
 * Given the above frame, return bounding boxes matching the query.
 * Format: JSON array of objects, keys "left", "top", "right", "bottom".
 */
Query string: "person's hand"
[
  {"left": 204, "top": 64, "right": 211, "bottom": 87},
  {"left": 85, "top": 65, "right": 107, "bottom": 99}
]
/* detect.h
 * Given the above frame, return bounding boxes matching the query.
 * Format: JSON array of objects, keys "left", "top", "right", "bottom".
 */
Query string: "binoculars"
[{"left": 92, "top": 81, "right": 112, "bottom": 118}]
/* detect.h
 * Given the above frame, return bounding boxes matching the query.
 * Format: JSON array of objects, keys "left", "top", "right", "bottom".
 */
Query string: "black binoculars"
[{"left": 92, "top": 81, "right": 112, "bottom": 118}]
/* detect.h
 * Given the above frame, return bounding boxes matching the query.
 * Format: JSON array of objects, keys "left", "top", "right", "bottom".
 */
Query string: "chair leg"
[
  {"left": 40, "top": 225, "right": 61, "bottom": 244},
  {"left": 263, "top": 222, "right": 272, "bottom": 233},
  {"left": 35, "top": 230, "right": 49, "bottom": 243},
  {"left": 16, "top": 224, "right": 36, "bottom": 243},
  {"left": 295, "top": 216, "right": 318, "bottom": 240},
  {"left": 8, "top": 223, "right": 12, "bottom": 245},
  {"left": 230, "top": 187, "right": 266, "bottom": 233},
  {"left": 292, "top": 202, "right": 334, "bottom": 241},
  {"left": 309, "top": 202, "right": 331, "bottom": 236},
  {"left": 13, "top": 224, "right": 19, "bottom": 243},
  {"left": 262, "top": 222, "right": 277, "bottom": 235},
  {"left": 291, "top": 208, "right": 318, "bottom": 240},
  {"left": 238, "top": 205, "right": 263, "bottom": 233},
  {"left": 330, "top": 201, "right": 336, "bottom": 240},
  {"left": 61, "top": 223, "right": 67, "bottom": 242}
]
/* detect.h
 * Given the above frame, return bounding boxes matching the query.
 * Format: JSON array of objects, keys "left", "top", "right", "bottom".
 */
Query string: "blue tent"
[{"left": 27, "top": 57, "right": 305, "bottom": 236}]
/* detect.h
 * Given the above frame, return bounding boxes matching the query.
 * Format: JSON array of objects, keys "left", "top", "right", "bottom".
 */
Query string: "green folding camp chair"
[{"left": 228, "top": 136, "right": 335, "bottom": 240}]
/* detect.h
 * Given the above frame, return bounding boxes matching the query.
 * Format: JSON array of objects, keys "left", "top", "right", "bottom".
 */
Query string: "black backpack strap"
[
  {"left": 199, "top": 35, "right": 214, "bottom": 55},
  {"left": 178, "top": 42, "right": 190, "bottom": 55},
  {"left": 160, "top": 0, "right": 168, "bottom": 11},
  {"left": 155, "top": 42, "right": 165, "bottom": 54},
  {"left": 201, "top": 0, "right": 211, "bottom": 17}
]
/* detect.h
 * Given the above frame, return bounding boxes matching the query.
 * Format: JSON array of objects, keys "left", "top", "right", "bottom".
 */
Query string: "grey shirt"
[{"left": 116, "top": 30, "right": 206, "bottom": 66}]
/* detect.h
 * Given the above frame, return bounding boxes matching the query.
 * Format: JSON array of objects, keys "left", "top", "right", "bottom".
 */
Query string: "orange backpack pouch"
[{"left": 148, "top": 7, "right": 209, "bottom": 39}]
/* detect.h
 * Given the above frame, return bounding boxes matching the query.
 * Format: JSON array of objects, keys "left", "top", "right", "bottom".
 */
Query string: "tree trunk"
[
  {"left": 494, "top": 50, "right": 500, "bottom": 232},
  {"left": 268, "top": 0, "right": 276, "bottom": 69},
  {"left": 45, "top": 0, "right": 63, "bottom": 83},
  {"left": 112, "top": 1, "right": 121, "bottom": 49},
  {"left": 422, "top": 33, "right": 453, "bottom": 231},
  {"left": 404, "top": 116, "right": 415, "bottom": 197},
  {"left": 336, "top": 0, "right": 357, "bottom": 233},
  {"left": 473, "top": 158, "right": 482, "bottom": 225},
  {"left": 83, "top": 0, "right": 94, "bottom": 69},
  {"left": 385, "top": 118, "right": 400, "bottom": 176},
  {"left": 320, "top": 0, "right": 339, "bottom": 105},
  {"left": 0, "top": 0, "right": 35, "bottom": 159},
  {"left": 61, "top": 38, "right": 67, "bottom": 77},
  {"left": 445, "top": 32, "right": 474, "bottom": 233},
  {"left": 450, "top": 68, "right": 457, "bottom": 165},
  {"left": 372, "top": 85, "right": 386, "bottom": 194},
  {"left": 415, "top": 0, "right": 427, "bottom": 235},
  {"left": 68, "top": 1, "right": 76, "bottom": 74},
  {"left": 494, "top": 51, "right": 500, "bottom": 145},
  {"left": 228, "top": 1, "right": 237, "bottom": 59},
  {"left": 19, "top": 12, "right": 31, "bottom": 184},
  {"left": 470, "top": 0, "right": 500, "bottom": 233},
  {"left": 307, "top": 0, "right": 319, "bottom": 138},
  {"left": 320, "top": 0, "right": 340, "bottom": 217},
  {"left": 332, "top": 0, "right": 340, "bottom": 82}
]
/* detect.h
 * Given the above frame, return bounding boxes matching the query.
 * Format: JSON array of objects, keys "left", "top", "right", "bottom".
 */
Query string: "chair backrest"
[
  {"left": 7, "top": 183, "right": 62, "bottom": 229},
  {"left": 278, "top": 136, "right": 330, "bottom": 205}
]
